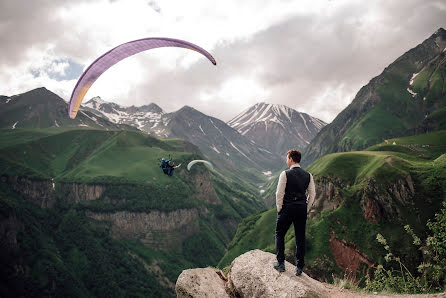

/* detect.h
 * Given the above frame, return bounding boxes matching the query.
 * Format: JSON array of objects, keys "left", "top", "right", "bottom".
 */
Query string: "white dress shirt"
[{"left": 275, "top": 164, "right": 316, "bottom": 213}]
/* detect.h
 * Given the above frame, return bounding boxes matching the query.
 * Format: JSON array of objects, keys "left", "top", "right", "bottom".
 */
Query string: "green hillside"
[
  {"left": 219, "top": 130, "right": 446, "bottom": 285},
  {"left": 342, "top": 49, "right": 446, "bottom": 150},
  {"left": 0, "top": 128, "right": 265, "bottom": 297},
  {"left": 304, "top": 28, "right": 446, "bottom": 166},
  {"left": 0, "top": 184, "right": 177, "bottom": 297}
]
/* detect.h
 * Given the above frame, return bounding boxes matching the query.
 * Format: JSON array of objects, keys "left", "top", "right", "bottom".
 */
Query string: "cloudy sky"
[{"left": 1, "top": 0, "right": 446, "bottom": 123}]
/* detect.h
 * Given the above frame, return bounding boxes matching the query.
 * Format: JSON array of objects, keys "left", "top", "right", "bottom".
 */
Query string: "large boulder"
[
  {"left": 176, "top": 267, "right": 229, "bottom": 298},
  {"left": 227, "top": 250, "right": 329, "bottom": 297}
]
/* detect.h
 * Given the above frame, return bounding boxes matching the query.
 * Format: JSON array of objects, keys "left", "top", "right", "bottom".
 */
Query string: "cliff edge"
[{"left": 176, "top": 250, "right": 446, "bottom": 298}]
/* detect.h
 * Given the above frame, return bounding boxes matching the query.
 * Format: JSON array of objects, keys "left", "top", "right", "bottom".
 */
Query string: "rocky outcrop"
[
  {"left": 310, "top": 176, "right": 344, "bottom": 218},
  {"left": 329, "top": 232, "right": 375, "bottom": 280},
  {"left": 59, "top": 182, "right": 105, "bottom": 202},
  {"left": 311, "top": 174, "right": 416, "bottom": 223},
  {"left": 192, "top": 173, "right": 220, "bottom": 204},
  {"left": 86, "top": 208, "right": 209, "bottom": 252},
  {"left": 176, "top": 267, "right": 229, "bottom": 298},
  {"left": 226, "top": 250, "right": 326, "bottom": 297},
  {"left": 176, "top": 250, "right": 445, "bottom": 297},
  {"left": 361, "top": 176, "right": 416, "bottom": 223},
  {"left": 1, "top": 175, "right": 56, "bottom": 208},
  {"left": 1, "top": 175, "right": 107, "bottom": 207}
]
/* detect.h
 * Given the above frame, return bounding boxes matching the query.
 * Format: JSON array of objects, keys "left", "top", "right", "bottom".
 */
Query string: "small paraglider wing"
[
  {"left": 68, "top": 37, "right": 217, "bottom": 119},
  {"left": 187, "top": 160, "right": 214, "bottom": 171}
]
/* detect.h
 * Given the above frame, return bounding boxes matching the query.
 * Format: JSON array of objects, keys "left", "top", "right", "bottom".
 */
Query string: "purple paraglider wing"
[{"left": 68, "top": 37, "right": 216, "bottom": 119}]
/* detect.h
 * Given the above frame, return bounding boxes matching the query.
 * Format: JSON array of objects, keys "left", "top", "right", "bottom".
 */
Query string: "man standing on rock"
[{"left": 273, "top": 149, "right": 316, "bottom": 276}]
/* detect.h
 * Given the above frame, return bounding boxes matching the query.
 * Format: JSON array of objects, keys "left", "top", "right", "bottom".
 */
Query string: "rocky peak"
[
  {"left": 228, "top": 102, "right": 326, "bottom": 155},
  {"left": 431, "top": 27, "right": 446, "bottom": 43},
  {"left": 82, "top": 96, "right": 165, "bottom": 131},
  {"left": 84, "top": 96, "right": 107, "bottom": 108}
]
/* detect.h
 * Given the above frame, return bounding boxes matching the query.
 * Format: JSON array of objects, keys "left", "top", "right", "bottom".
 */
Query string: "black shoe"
[
  {"left": 273, "top": 261, "right": 285, "bottom": 272},
  {"left": 295, "top": 267, "right": 303, "bottom": 276}
]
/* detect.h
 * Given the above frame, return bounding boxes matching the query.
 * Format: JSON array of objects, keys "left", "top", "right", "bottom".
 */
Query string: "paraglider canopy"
[
  {"left": 68, "top": 37, "right": 217, "bottom": 119},
  {"left": 187, "top": 160, "right": 214, "bottom": 171}
]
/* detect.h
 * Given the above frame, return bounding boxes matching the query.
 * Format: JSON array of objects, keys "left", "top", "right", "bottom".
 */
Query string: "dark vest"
[{"left": 283, "top": 166, "right": 310, "bottom": 205}]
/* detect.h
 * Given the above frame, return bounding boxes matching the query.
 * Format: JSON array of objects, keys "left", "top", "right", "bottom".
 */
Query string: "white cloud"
[{"left": 0, "top": 0, "right": 445, "bottom": 124}]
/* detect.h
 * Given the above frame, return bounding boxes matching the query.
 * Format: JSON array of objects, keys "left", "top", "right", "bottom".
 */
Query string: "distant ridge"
[{"left": 0, "top": 87, "right": 136, "bottom": 131}]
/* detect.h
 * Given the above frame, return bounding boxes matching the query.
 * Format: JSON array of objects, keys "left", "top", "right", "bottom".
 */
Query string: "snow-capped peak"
[
  {"left": 85, "top": 96, "right": 107, "bottom": 106},
  {"left": 227, "top": 102, "right": 326, "bottom": 155},
  {"left": 82, "top": 97, "right": 165, "bottom": 133},
  {"left": 228, "top": 102, "right": 305, "bottom": 129}
]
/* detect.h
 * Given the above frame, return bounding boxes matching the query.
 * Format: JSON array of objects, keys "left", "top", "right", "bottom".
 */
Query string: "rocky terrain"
[{"left": 176, "top": 250, "right": 446, "bottom": 298}]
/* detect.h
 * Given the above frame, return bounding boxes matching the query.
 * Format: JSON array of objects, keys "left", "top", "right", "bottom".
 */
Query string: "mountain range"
[
  {"left": 82, "top": 97, "right": 326, "bottom": 156},
  {"left": 0, "top": 88, "right": 136, "bottom": 131}
]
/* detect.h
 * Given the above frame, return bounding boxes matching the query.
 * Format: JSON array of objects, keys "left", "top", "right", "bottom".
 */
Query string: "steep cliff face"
[
  {"left": 329, "top": 232, "right": 375, "bottom": 280},
  {"left": 310, "top": 177, "right": 344, "bottom": 218},
  {"left": 60, "top": 182, "right": 106, "bottom": 202},
  {"left": 360, "top": 176, "right": 415, "bottom": 223},
  {"left": 191, "top": 172, "right": 220, "bottom": 204},
  {"left": 1, "top": 175, "right": 56, "bottom": 208},
  {"left": 311, "top": 175, "right": 416, "bottom": 223},
  {"left": 0, "top": 175, "right": 110, "bottom": 207},
  {"left": 86, "top": 207, "right": 210, "bottom": 252}
]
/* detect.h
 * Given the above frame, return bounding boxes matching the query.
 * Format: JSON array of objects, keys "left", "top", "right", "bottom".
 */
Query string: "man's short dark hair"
[{"left": 287, "top": 149, "right": 301, "bottom": 163}]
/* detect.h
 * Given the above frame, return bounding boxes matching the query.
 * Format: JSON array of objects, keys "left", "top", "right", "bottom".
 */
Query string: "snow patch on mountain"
[
  {"left": 229, "top": 141, "right": 252, "bottom": 162},
  {"left": 407, "top": 88, "right": 417, "bottom": 97},
  {"left": 410, "top": 72, "right": 420, "bottom": 85},
  {"left": 210, "top": 145, "right": 220, "bottom": 154},
  {"left": 209, "top": 118, "right": 223, "bottom": 135},
  {"left": 199, "top": 125, "right": 206, "bottom": 135}
]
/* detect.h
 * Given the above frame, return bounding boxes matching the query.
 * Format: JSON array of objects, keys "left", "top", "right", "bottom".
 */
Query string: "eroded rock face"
[
  {"left": 310, "top": 176, "right": 344, "bottom": 218},
  {"left": 193, "top": 173, "right": 220, "bottom": 204},
  {"left": 361, "top": 176, "right": 416, "bottom": 223},
  {"left": 60, "top": 183, "right": 105, "bottom": 202},
  {"left": 329, "top": 233, "right": 375, "bottom": 279},
  {"left": 311, "top": 174, "right": 416, "bottom": 223},
  {"left": 86, "top": 208, "right": 207, "bottom": 251},
  {"left": 176, "top": 267, "right": 229, "bottom": 298},
  {"left": 3, "top": 175, "right": 56, "bottom": 208}
]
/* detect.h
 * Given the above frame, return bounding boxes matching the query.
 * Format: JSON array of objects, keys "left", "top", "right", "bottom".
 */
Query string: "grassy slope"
[
  {"left": 339, "top": 51, "right": 446, "bottom": 153},
  {"left": 0, "top": 128, "right": 265, "bottom": 297},
  {"left": 218, "top": 130, "right": 446, "bottom": 281}
]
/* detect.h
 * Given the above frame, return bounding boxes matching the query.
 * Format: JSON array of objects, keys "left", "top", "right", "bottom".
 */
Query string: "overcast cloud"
[{"left": 1, "top": 0, "right": 445, "bottom": 123}]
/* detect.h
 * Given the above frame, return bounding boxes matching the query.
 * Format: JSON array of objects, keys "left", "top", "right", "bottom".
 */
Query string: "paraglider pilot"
[
  {"left": 167, "top": 161, "right": 181, "bottom": 176},
  {"left": 159, "top": 158, "right": 181, "bottom": 177}
]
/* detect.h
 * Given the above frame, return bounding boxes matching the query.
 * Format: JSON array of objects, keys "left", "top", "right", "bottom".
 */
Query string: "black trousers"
[{"left": 275, "top": 203, "right": 307, "bottom": 268}]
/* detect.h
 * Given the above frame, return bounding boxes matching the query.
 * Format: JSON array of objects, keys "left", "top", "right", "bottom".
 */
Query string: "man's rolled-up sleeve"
[
  {"left": 306, "top": 173, "right": 316, "bottom": 213},
  {"left": 276, "top": 171, "right": 287, "bottom": 212}
]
